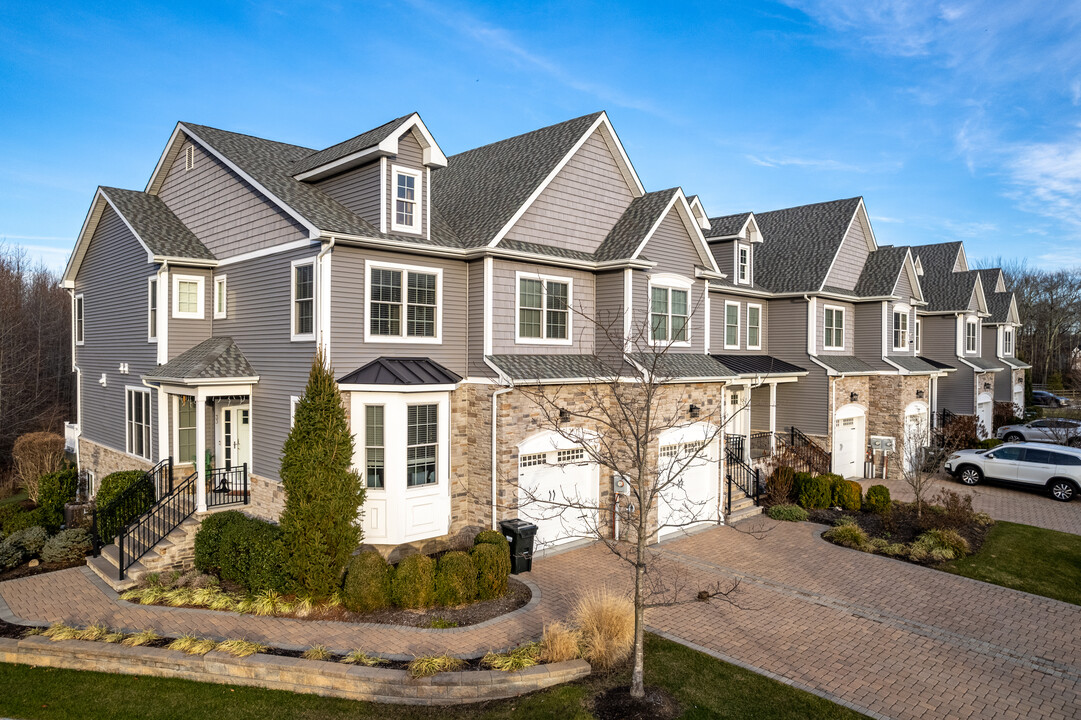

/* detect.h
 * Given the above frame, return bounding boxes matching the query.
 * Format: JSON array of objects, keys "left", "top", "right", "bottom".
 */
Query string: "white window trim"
[
  {"left": 892, "top": 304, "right": 910, "bottom": 352},
  {"left": 147, "top": 278, "right": 157, "bottom": 342},
  {"left": 823, "top": 304, "right": 845, "bottom": 351},
  {"left": 290, "top": 258, "right": 317, "bottom": 342},
  {"left": 390, "top": 164, "right": 423, "bottom": 235},
  {"left": 364, "top": 260, "right": 443, "bottom": 344},
  {"left": 646, "top": 274, "right": 693, "bottom": 348},
  {"left": 965, "top": 317, "right": 979, "bottom": 354},
  {"left": 736, "top": 243, "right": 750, "bottom": 285},
  {"left": 172, "top": 274, "right": 205, "bottom": 320},
  {"left": 125, "top": 386, "right": 152, "bottom": 461},
  {"left": 172, "top": 394, "right": 198, "bottom": 466},
  {"left": 514, "top": 270, "right": 573, "bottom": 346},
  {"left": 724, "top": 300, "right": 741, "bottom": 350},
  {"left": 290, "top": 396, "right": 300, "bottom": 427},
  {"left": 214, "top": 275, "right": 227, "bottom": 319},
  {"left": 915, "top": 318, "right": 922, "bottom": 354},
  {"left": 1003, "top": 327, "right": 1014, "bottom": 356},
  {"left": 74, "top": 293, "right": 85, "bottom": 346},
  {"left": 747, "top": 302, "right": 762, "bottom": 350}
]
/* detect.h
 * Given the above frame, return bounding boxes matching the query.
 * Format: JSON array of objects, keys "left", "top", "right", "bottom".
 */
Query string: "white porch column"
[
  {"left": 157, "top": 388, "right": 169, "bottom": 463},
  {"left": 195, "top": 389, "right": 207, "bottom": 512},
  {"left": 769, "top": 382, "right": 777, "bottom": 453},
  {"left": 744, "top": 384, "right": 752, "bottom": 464}
]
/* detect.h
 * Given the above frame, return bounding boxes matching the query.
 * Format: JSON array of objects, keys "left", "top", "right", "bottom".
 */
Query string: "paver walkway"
[
  {"left": 2, "top": 521, "right": 1080, "bottom": 719},
  {"left": 858, "top": 473, "right": 1081, "bottom": 535}
]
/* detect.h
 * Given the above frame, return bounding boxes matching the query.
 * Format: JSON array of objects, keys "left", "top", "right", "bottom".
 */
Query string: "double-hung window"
[
  {"left": 126, "top": 388, "right": 152, "bottom": 460},
  {"left": 724, "top": 301, "right": 740, "bottom": 349},
  {"left": 965, "top": 318, "right": 978, "bottom": 353},
  {"left": 364, "top": 406, "right": 385, "bottom": 489},
  {"left": 893, "top": 309, "right": 909, "bottom": 350},
  {"left": 214, "top": 276, "right": 227, "bottom": 319},
  {"left": 1003, "top": 328, "right": 1013, "bottom": 355},
  {"left": 517, "top": 273, "right": 570, "bottom": 343},
  {"left": 406, "top": 404, "right": 438, "bottom": 487},
  {"left": 148, "top": 279, "right": 157, "bottom": 341},
  {"left": 368, "top": 263, "right": 441, "bottom": 341},
  {"left": 74, "top": 294, "right": 85, "bottom": 345},
  {"left": 650, "top": 284, "right": 689, "bottom": 344},
  {"left": 823, "top": 306, "right": 844, "bottom": 350},
  {"left": 292, "top": 261, "right": 315, "bottom": 340},
  {"left": 177, "top": 395, "right": 197, "bottom": 464},
  {"left": 737, "top": 244, "right": 750, "bottom": 284},
  {"left": 391, "top": 166, "right": 422, "bottom": 233},
  {"left": 915, "top": 318, "right": 922, "bottom": 354},
  {"left": 172, "top": 274, "right": 204, "bottom": 319},
  {"left": 747, "top": 304, "right": 761, "bottom": 350}
]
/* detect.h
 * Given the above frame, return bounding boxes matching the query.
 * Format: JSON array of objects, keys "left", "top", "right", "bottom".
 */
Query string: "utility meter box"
[
  {"left": 613, "top": 475, "right": 631, "bottom": 495},
  {"left": 869, "top": 436, "right": 896, "bottom": 452}
]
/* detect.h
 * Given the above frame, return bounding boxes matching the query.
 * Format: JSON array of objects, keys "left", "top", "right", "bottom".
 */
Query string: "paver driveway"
[{"left": 2, "top": 521, "right": 1079, "bottom": 719}]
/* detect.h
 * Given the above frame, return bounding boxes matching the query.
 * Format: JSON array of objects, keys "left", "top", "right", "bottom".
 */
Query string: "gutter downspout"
[
  {"left": 68, "top": 288, "right": 82, "bottom": 470},
  {"left": 317, "top": 238, "right": 335, "bottom": 357},
  {"left": 484, "top": 357, "right": 514, "bottom": 530}
]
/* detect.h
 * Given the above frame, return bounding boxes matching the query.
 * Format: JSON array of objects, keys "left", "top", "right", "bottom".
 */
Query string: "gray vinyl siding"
[
  {"left": 710, "top": 241, "right": 734, "bottom": 280},
  {"left": 708, "top": 291, "right": 768, "bottom": 354},
  {"left": 74, "top": 205, "right": 159, "bottom": 460},
  {"left": 766, "top": 297, "right": 827, "bottom": 435},
  {"left": 817, "top": 300, "right": 855, "bottom": 356},
  {"left": 212, "top": 245, "right": 321, "bottom": 480},
  {"left": 313, "top": 161, "right": 381, "bottom": 230},
  {"left": 967, "top": 287, "right": 980, "bottom": 312},
  {"left": 502, "top": 128, "right": 634, "bottom": 255},
  {"left": 158, "top": 134, "right": 309, "bottom": 258},
  {"left": 981, "top": 326, "right": 997, "bottom": 360},
  {"left": 854, "top": 303, "right": 889, "bottom": 370},
  {"left": 491, "top": 260, "right": 594, "bottom": 355},
  {"left": 750, "top": 384, "right": 771, "bottom": 431},
  {"left": 894, "top": 265, "right": 916, "bottom": 302},
  {"left": 921, "top": 314, "right": 974, "bottom": 414},
  {"left": 330, "top": 246, "right": 468, "bottom": 377},
  {"left": 823, "top": 214, "right": 869, "bottom": 291},
  {"left": 385, "top": 130, "right": 428, "bottom": 239},
  {"left": 594, "top": 271, "right": 625, "bottom": 364},
  {"left": 985, "top": 326, "right": 1011, "bottom": 402},
  {"left": 636, "top": 210, "right": 706, "bottom": 354},
  {"left": 168, "top": 267, "right": 213, "bottom": 360},
  {"left": 466, "top": 261, "right": 488, "bottom": 377},
  {"left": 886, "top": 301, "right": 916, "bottom": 357}
]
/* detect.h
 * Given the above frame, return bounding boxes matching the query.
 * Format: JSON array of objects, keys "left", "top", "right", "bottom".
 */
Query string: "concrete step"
[
  {"left": 85, "top": 554, "right": 143, "bottom": 592},
  {"left": 726, "top": 504, "right": 764, "bottom": 524}
]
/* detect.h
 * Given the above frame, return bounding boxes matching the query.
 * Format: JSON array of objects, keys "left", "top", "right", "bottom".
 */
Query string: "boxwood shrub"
[
  {"left": 434, "top": 551, "right": 477, "bottom": 606},
  {"left": 193, "top": 510, "right": 244, "bottom": 575},
  {"left": 342, "top": 551, "right": 393, "bottom": 613},
  {"left": 863, "top": 485, "right": 891, "bottom": 515},
  {"left": 832, "top": 479, "right": 862, "bottom": 511},
  {"left": 392, "top": 554, "right": 436, "bottom": 609},
  {"left": 473, "top": 529, "right": 510, "bottom": 551},
  {"left": 797, "top": 476, "right": 832, "bottom": 509},
  {"left": 194, "top": 511, "right": 286, "bottom": 593},
  {"left": 766, "top": 504, "right": 808, "bottom": 522},
  {"left": 37, "top": 466, "right": 79, "bottom": 533},
  {"left": 472, "top": 542, "right": 510, "bottom": 600}
]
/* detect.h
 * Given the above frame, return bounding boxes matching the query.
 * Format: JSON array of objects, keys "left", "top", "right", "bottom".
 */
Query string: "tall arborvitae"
[{"left": 279, "top": 349, "right": 365, "bottom": 599}]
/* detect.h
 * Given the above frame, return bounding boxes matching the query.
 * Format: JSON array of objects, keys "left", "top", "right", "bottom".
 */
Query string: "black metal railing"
[
  {"left": 788, "top": 426, "right": 832, "bottom": 476},
  {"left": 115, "top": 471, "right": 197, "bottom": 580},
  {"left": 725, "top": 445, "right": 760, "bottom": 515},
  {"left": 92, "top": 471, "right": 156, "bottom": 550},
  {"left": 206, "top": 463, "right": 249, "bottom": 508},
  {"left": 725, "top": 434, "right": 746, "bottom": 460},
  {"left": 146, "top": 457, "right": 174, "bottom": 501},
  {"left": 749, "top": 430, "right": 774, "bottom": 459}
]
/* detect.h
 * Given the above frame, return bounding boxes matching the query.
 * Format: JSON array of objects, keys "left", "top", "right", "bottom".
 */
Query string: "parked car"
[
  {"left": 1031, "top": 390, "right": 1069, "bottom": 407},
  {"left": 997, "top": 418, "right": 1081, "bottom": 446},
  {"left": 944, "top": 442, "right": 1080, "bottom": 501}
]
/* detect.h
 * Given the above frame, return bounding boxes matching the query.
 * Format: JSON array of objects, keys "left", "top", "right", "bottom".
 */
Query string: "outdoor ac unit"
[{"left": 869, "top": 435, "right": 895, "bottom": 452}]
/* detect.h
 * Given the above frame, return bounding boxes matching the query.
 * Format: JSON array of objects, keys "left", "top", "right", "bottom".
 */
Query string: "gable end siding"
[
  {"left": 313, "top": 161, "right": 381, "bottom": 229},
  {"left": 385, "top": 130, "right": 428, "bottom": 238},
  {"left": 824, "top": 215, "right": 870, "bottom": 291},
  {"left": 491, "top": 260, "right": 595, "bottom": 355}
]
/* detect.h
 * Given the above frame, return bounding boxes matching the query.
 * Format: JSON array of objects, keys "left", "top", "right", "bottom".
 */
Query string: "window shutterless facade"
[
  {"left": 147, "top": 279, "right": 157, "bottom": 341},
  {"left": 177, "top": 395, "right": 197, "bottom": 464},
  {"left": 649, "top": 285, "right": 689, "bottom": 344},
  {"left": 823, "top": 306, "right": 844, "bottom": 350},
  {"left": 366, "top": 262, "right": 442, "bottom": 342},
  {"left": 391, "top": 165, "right": 422, "bottom": 234},
  {"left": 516, "top": 272, "right": 571, "bottom": 343},
  {"left": 214, "top": 276, "right": 227, "bottom": 319},
  {"left": 172, "top": 274, "right": 204, "bottom": 319},
  {"left": 291, "top": 260, "right": 315, "bottom": 341},
  {"left": 364, "top": 405, "right": 385, "bottom": 489},
  {"left": 893, "top": 309, "right": 909, "bottom": 350},
  {"left": 74, "top": 294, "right": 84, "bottom": 345},
  {"left": 915, "top": 318, "right": 922, "bottom": 354},
  {"left": 747, "top": 303, "right": 761, "bottom": 350},
  {"left": 965, "top": 318, "right": 978, "bottom": 353},
  {"left": 406, "top": 404, "right": 438, "bottom": 487},
  {"left": 737, "top": 244, "right": 750, "bottom": 284},
  {"left": 724, "top": 301, "right": 740, "bottom": 349},
  {"left": 126, "top": 388, "right": 152, "bottom": 460}
]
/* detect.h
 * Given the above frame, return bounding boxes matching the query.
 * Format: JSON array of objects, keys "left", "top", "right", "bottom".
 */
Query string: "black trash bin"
[{"left": 499, "top": 518, "right": 538, "bottom": 574}]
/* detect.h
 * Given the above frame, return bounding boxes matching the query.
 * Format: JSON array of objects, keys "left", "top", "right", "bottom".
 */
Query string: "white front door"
[
  {"left": 832, "top": 406, "right": 865, "bottom": 478},
  {"left": 219, "top": 405, "right": 250, "bottom": 484},
  {"left": 727, "top": 389, "right": 748, "bottom": 437}
]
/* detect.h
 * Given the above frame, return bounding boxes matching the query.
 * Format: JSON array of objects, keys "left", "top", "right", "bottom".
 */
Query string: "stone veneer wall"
[
  {"left": 825, "top": 375, "right": 871, "bottom": 452},
  {"left": 248, "top": 473, "right": 287, "bottom": 523},
  {"left": 78, "top": 438, "right": 153, "bottom": 485},
  {"left": 867, "top": 374, "right": 933, "bottom": 479}
]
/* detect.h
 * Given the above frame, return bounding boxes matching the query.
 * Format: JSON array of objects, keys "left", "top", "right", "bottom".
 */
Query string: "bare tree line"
[
  {"left": 977, "top": 256, "right": 1081, "bottom": 388},
  {"left": 0, "top": 244, "right": 72, "bottom": 473}
]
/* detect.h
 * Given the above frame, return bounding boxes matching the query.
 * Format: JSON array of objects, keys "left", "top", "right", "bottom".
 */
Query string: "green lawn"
[
  {"left": 943, "top": 521, "right": 1081, "bottom": 605},
  {"left": 0, "top": 633, "right": 866, "bottom": 720}
]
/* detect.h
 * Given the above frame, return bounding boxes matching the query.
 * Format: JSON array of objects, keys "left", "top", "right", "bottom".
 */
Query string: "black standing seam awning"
[
  {"left": 337, "top": 357, "right": 462, "bottom": 386},
  {"left": 709, "top": 354, "right": 807, "bottom": 376}
]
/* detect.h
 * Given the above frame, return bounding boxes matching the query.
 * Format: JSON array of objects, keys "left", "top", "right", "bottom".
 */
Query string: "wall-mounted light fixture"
[
  {"left": 850, "top": 392, "right": 859, "bottom": 402},
  {"left": 558, "top": 408, "right": 570, "bottom": 424},
  {"left": 983, "top": 382, "right": 992, "bottom": 390},
  {"left": 916, "top": 389, "right": 925, "bottom": 399},
  {"left": 689, "top": 404, "right": 700, "bottom": 418}
]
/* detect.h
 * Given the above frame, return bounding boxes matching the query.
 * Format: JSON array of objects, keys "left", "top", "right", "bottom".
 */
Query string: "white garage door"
[
  {"left": 1013, "top": 384, "right": 1025, "bottom": 415},
  {"left": 833, "top": 405, "right": 865, "bottom": 478},
  {"left": 977, "top": 393, "right": 993, "bottom": 440},
  {"left": 518, "top": 443, "right": 599, "bottom": 550},
  {"left": 657, "top": 424, "right": 718, "bottom": 538}
]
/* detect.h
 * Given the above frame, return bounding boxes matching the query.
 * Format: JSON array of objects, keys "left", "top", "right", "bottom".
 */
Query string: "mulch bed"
[
  {"left": 0, "top": 558, "right": 86, "bottom": 584},
  {"left": 591, "top": 685, "right": 681, "bottom": 720}
]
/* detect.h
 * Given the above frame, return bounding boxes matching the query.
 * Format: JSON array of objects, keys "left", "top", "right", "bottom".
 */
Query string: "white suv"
[{"left": 944, "top": 442, "right": 1081, "bottom": 502}]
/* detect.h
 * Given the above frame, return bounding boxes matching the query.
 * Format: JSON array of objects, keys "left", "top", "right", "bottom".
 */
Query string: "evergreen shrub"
[
  {"left": 434, "top": 551, "right": 477, "bottom": 606},
  {"left": 41, "top": 528, "right": 92, "bottom": 564},
  {"left": 95, "top": 470, "right": 154, "bottom": 542},
  {"left": 833, "top": 479, "right": 862, "bottom": 511},
  {"left": 797, "top": 476, "right": 832, "bottom": 509},
  {"left": 473, "top": 529, "right": 510, "bottom": 551},
  {"left": 342, "top": 551, "right": 393, "bottom": 613},
  {"left": 864, "top": 485, "right": 891, "bottom": 515},
  {"left": 37, "top": 466, "right": 79, "bottom": 533},
  {"left": 766, "top": 504, "right": 808, "bottom": 522},
  {"left": 472, "top": 542, "right": 510, "bottom": 600},
  {"left": 392, "top": 554, "right": 435, "bottom": 609},
  {"left": 217, "top": 514, "right": 286, "bottom": 594},
  {"left": 193, "top": 511, "right": 245, "bottom": 575}
]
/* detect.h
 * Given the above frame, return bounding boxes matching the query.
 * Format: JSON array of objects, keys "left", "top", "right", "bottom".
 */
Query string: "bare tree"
[
  {"left": 898, "top": 414, "right": 935, "bottom": 518},
  {"left": 503, "top": 304, "right": 764, "bottom": 699}
]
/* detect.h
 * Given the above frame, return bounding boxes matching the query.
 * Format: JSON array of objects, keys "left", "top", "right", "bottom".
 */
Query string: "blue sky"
[{"left": 3, "top": 1, "right": 1081, "bottom": 272}]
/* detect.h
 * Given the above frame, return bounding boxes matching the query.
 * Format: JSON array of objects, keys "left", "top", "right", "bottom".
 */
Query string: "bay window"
[
  {"left": 364, "top": 406, "right": 385, "bottom": 489},
  {"left": 407, "top": 404, "right": 438, "bottom": 487}
]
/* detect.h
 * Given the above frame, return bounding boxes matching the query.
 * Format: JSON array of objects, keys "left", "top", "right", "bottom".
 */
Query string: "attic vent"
[{"left": 185, "top": 145, "right": 195, "bottom": 170}]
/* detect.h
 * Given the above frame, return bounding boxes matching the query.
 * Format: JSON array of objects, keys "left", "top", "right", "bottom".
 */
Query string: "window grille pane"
[
  {"left": 748, "top": 306, "right": 760, "bottom": 347},
  {"left": 370, "top": 269, "right": 402, "bottom": 336},
  {"left": 405, "top": 273, "right": 437, "bottom": 337},
  {"left": 294, "top": 264, "right": 314, "bottom": 335},
  {"left": 365, "top": 406, "right": 384, "bottom": 489},
  {"left": 407, "top": 404, "right": 438, "bottom": 487},
  {"left": 556, "top": 448, "right": 584, "bottom": 463},
  {"left": 520, "top": 308, "right": 542, "bottom": 338},
  {"left": 519, "top": 453, "right": 546, "bottom": 468},
  {"left": 726, "top": 304, "right": 738, "bottom": 346},
  {"left": 397, "top": 173, "right": 415, "bottom": 201},
  {"left": 651, "top": 313, "right": 668, "bottom": 341},
  {"left": 178, "top": 396, "right": 197, "bottom": 464},
  {"left": 520, "top": 278, "right": 542, "bottom": 309},
  {"left": 178, "top": 281, "right": 198, "bottom": 313},
  {"left": 547, "top": 282, "right": 568, "bottom": 311},
  {"left": 546, "top": 307, "right": 568, "bottom": 340},
  {"left": 671, "top": 289, "right": 687, "bottom": 317},
  {"left": 651, "top": 287, "right": 668, "bottom": 314},
  {"left": 149, "top": 282, "right": 157, "bottom": 338},
  {"left": 672, "top": 314, "right": 687, "bottom": 342}
]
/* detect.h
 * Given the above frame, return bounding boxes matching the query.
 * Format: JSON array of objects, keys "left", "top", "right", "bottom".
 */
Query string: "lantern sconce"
[
  {"left": 916, "top": 389, "right": 925, "bottom": 399},
  {"left": 689, "top": 404, "right": 701, "bottom": 419},
  {"left": 558, "top": 408, "right": 570, "bottom": 424},
  {"left": 850, "top": 392, "right": 859, "bottom": 402}
]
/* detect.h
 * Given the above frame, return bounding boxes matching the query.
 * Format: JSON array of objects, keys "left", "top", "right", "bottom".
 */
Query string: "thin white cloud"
[
  {"left": 872, "top": 215, "right": 904, "bottom": 224},
  {"left": 1004, "top": 134, "right": 1081, "bottom": 227},
  {"left": 745, "top": 153, "right": 899, "bottom": 174},
  {"left": 941, "top": 219, "right": 998, "bottom": 238}
]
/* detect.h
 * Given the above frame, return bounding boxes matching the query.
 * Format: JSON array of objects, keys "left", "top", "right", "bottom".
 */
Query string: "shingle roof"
[
  {"left": 754, "top": 197, "right": 863, "bottom": 293},
  {"left": 497, "top": 238, "right": 596, "bottom": 262},
  {"left": 100, "top": 187, "right": 214, "bottom": 261},
  {"left": 290, "top": 114, "right": 413, "bottom": 176},
  {"left": 985, "top": 291, "right": 1014, "bottom": 324},
  {"left": 432, "top": 113, "right": 603, "bottom": 248},
  {"left": 487, "top": 354, "right": 615, "bottom": 382},
  {"left": 888, "top": 356, "right": 943, "bottom": 374},
  {"left": 921, "top": 357, "right": 957, "bottom": 372},
  {"left": 965, "top": 356, "right": 1003, "bottom": 372},
  {"left": 1001, "top": 356, "right": 1031, "bottom": 369},
  {"left": 337, "top": 357, "right": 461, "bottom": 386},
  {"left": 144, "top": 337, "right": 256, "bottom": 381},
  {"left": 922, "top": 269, "right": 983, "bottom": 312},
  {"left": 704, "top": 212, "right": 751, "bottom": 238},
  {"left": 814, "top": 355, "right": 880, "bottom": 374},
  {"left": 593, "top": 189, "right": 678, "bottom": 262},
  {"left": 629, "top": 353, "right": 735, "bottom": 379},
  {"left": 709, "top": 354, "right": 806, "bottom": 376},
  {"left": 853, "top": 246, "right": 909, "bottom": 297},
  {"left": 977, "top": 267, "right": 1005, "bottom": 293}
]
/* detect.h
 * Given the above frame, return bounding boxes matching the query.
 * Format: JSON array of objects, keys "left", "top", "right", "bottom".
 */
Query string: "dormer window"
[
  {"left": 737, "top": 244, "right": 750, "bottom": 285},
  {"left": 391, "top": 165, "right": 422, "bottom": 234},
  {"left": 1003, "top": 328, "right": 1014, "bottom": 355},
  {"left": 893, "top": 307, "right": 909, "bottom": 351},
  {"left": 965, "top": 318, "right": 978, "bottom": 354}
]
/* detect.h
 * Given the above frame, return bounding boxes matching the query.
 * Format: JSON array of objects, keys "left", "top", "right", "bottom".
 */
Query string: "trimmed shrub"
[
  {"left": 909, "top": 529, "right": 970, "bottom": 563},
  {"left": 434, "top": 551, "right": 477, "bottom": 606},
  {"left": 9, "top": 526, "right": 48, "bottom": 557},
  {"left": 0, "top": 506, "right": 46, "bottom": 536},
  {"left": 193, "top": 510, "right": 246, "bottom": 575},
  {"left": 95, "top": 470, "right": 154, "bottom": 542},
  {"left": 767, "top": 504, "right": 808, "bottom": 522},
  {"left": 391, "top": 554, "right": 435, "bottom": 609},
  {"left": 342, "top": 551, "right": 393, "bottom": 613},
  {"left": 792, "top": 472, "right": 815, "bottom": 498},
  {"left": 473, "top": 529, "right": 510, "bottom": 551},
  {"left": 37, "top": 466, "right": 79, "bottom": 533},
  {"left": 12, "top": 432, "right": 65, "bottom": 502},
  {"left": 0, "top": 537, "right": 25, "bottom": 570},
  {"left": 822, "top": 524, "right": 870, "bottom": 550},
  {"left": 217, "top": 514, "right": 287, "bottom": 594},
  {"left": 797, "top": 476, "right": 831, "bottom": 509},
  {"left": 863, "top": 485, "right": 891, "bottom": 515},
  {"left": 472, "top": 542, "right": 510, "bottom": 601},
  {"left": 41, "top": 528, "right": 92, "bottom": 564},
  {"left": 832, "top": 479, "right": 862, "bottom": 511}
]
